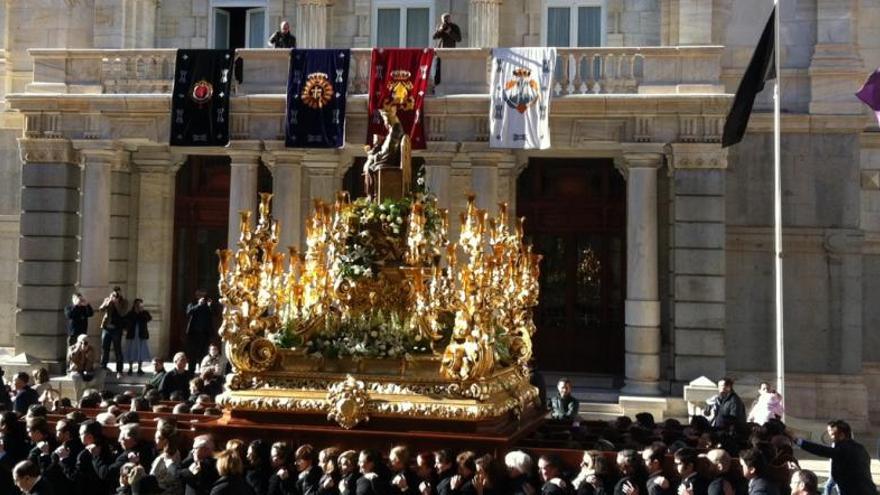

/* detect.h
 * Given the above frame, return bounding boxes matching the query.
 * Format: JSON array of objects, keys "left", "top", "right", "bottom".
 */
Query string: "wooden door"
[
  {"left": 171, "top": 156, "right": 231, "bottom": 353},
  {"left": 516, "top": 158, "right": 626, "bottom": 374},
  {"left": 170, "top": 156, "right": 273, "bottom": 353}
]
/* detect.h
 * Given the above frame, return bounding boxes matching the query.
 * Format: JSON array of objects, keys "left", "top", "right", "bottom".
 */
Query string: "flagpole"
[{"left": 772, "top": 0, "right": 785, "bottom": 419}]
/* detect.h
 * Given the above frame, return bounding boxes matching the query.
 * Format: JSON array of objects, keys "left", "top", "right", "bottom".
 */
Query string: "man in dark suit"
[
  {"left": 356, "top": 449, "right": 389, "bottom": 495},
  {"left": 159, "top": 352, "right": 193, "bottom": 400},
  {"left": 12, "top": 371, "right": 39, "bottom": 415},
  {"left": 675, "top": 448, "right": 708, "bottom": 495},
  {"left": 537, "top": 454, "right": 569, "bottom": 495},
  {"left": 13, "top": 459, "right": 55, "bottom": 495},
  {"left": 706, "top": 377, "right": 746, "bottom": 429},
  {"left": 738, "top": 448, "right": 780, "bottom": 495},
  {"left": 792, "top": 420, "right": 877, "bottom": 495},
  {"left": 176, "top": 434, "right": 219, "bottom": 495},
  {"left": 643, "top": 443, "right": 674, "bottom": 495}
]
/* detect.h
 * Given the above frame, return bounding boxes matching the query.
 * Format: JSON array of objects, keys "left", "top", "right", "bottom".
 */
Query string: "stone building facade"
[{"left": 0, "top": 0, "right": 878, "bottom": 429}]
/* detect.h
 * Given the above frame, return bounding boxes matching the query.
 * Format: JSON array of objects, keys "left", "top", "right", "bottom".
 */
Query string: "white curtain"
[
  {"left": 547, "top": 7, "right": 570, "bottom": 47},
  {"left": 406, "top": 8, "right": 430, "bottom": 47},
  {"left": 377, "top": 8, "right": 401, "bottom": 47},
  {"left": 577, "top": 6, "right": 602, "bottom": 47}
]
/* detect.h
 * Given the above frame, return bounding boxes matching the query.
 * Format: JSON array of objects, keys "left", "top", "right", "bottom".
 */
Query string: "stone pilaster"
[
  {"left": 16, "top": 139, "right": 81, "bottom": 361},
  {"left": 296, "top": 0, "right": 333, "bottom": 48},
  {"left": 303, "top": 152, "right": 340, "bottom": 209},
  {"left": 668, "top": 143, "right": 728, "bottom": 382},
  {"left": 263, "top": 149, "right": 306, "bottom": 251},
  {"left": 677, "top": 0, "right": 713, "bottom": 45},
  {"left": 468, "top": 0, "right": 501, "bottom": 48},
  {"left": 470, "top": 155, "right": 499, "bottom": 215},
  {"left": 132, "top": 147, "right": 183, "bottom": 359},
  {"left": 809, "top": 0, "right": 865, "bottom": 114},
  {"left": 227, "top": 150, "right": 261, "bottom": 249},
  {"left": 620, "top": 145, "right": 664, "bottom": 396},
  {"left": 422, "top": 151, "right": 454, "bottom": 210},
  {"left": 76, "top": 142, "right": 129, "bottom": 328}
]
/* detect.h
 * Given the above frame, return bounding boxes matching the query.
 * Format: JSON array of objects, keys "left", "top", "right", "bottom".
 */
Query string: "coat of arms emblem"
[
  {"left": 190, "top": 80, "right": 214, "bottom": 105},
  {"left": 385, "top": 69, "right": 415, "bottom": 111},
  {"left": 301, "top": 72, "right": 335, "bottom": 109},
  {"left": 503, "top": 67, "right": 540, "bottom": 114}
]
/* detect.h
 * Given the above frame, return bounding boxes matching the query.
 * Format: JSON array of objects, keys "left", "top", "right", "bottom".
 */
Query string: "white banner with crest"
[{"left": 489, "top": 47, "right": 556, "bottom": 150}]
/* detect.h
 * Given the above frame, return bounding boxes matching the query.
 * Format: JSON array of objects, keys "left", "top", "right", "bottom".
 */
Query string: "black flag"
[
  {"left": 170, "top": 49, "right": 235, "bottom": 147},
  {"left": 722, "top": 8, "right": 776, "bottom": 148}
]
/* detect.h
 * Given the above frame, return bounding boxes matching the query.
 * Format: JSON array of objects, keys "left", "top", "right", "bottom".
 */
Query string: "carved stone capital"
[
  {"left": 261, "top": 149, "right": 306, "bottom": 174},
  {"left": 668, "top": 142, "right": 728, "bottom": 173},
  {"left": 74, "top": 141, "right": 130, "bottom": 171},
  {"left": 18, "top": 138, "right": 78, "bottom": 165},
  {"left": 132, "top": 146, "right": 185, "bottom": 175}
]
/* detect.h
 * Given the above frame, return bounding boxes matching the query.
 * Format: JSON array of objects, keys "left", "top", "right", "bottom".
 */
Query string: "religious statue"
[{"left": 363, "top": 106, "right": 410, "bottom": 201}]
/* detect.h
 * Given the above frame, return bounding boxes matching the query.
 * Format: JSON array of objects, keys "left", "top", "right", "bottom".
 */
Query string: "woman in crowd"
[
  {"left": 211, "top": 448, "right": 255, "bottom": 495},
  {"left": 124, "top": 298, "right": 152, "bottom": 376},
  {"left": 143, "top": 420, "right": 183, "bottom": 495},
  {"left": 337, "top": 450, "right": 360, "bottom": 495},
  {"left": 246, "top": 439, "right": 272, "bottom": 495},
  {"left": 504, "top": 450, "right": 536, "bottom": 495}
]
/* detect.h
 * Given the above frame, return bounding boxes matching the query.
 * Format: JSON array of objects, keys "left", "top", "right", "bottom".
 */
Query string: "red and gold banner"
[{"left": 367, "top": 48, "right": 434, "bottom": 150}]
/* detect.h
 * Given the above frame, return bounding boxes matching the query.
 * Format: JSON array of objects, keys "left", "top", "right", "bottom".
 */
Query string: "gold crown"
[
  {"left": 390, "top": 69, "right": 411, "bottom": 81},
  {"left": 512, "top": 67, "right": 531, "bottom": 77}
]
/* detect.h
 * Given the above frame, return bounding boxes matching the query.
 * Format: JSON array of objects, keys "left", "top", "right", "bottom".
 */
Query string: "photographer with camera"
[
  {"left": 64, "top": 292, "right": 94, "bottom": 347},
  {"left": 431, "top": 13, "right": 462, "bottom": 86},
  {"left": 98, "top": 287, "right": 128, "bottom": 377},
  {"left": 184, "top": 289, "right": 219, "bottom": 374}
]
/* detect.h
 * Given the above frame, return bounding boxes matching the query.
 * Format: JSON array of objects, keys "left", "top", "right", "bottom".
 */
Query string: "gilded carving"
[{"left": 326, "top": 375, "right": 370, "bottom": 429}]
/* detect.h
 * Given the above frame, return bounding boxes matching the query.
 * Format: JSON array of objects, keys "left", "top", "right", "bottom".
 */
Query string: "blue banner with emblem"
[{"left": 286, "top": 49, "right": 350, "bottom": 148}]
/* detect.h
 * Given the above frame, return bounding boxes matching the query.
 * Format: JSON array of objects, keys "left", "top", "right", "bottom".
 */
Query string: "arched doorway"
[
  {"left": 170, "top": 155, "right": 272, "bottom": 354},
  {"left": 517, "top": 158, "right": 626, "bottom": 374}
]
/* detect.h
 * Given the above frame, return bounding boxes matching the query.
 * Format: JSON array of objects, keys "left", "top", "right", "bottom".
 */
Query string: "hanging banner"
[
  {"left": 286, "top": 49, "right": 351, "bottom": 148},
  {"left": 367, "top": 48, "right": 434, "bottom": 150},
  {"left": 170, "top": 49, "right": 235, "bottom": 147},
  {"left": 489, "top": 47, "right": 556, "bottom": 150}
]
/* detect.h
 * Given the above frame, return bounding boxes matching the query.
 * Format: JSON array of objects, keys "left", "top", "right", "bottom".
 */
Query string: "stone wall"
[{"left": 726, "top": 132, "right": 863, "bottom": 376}]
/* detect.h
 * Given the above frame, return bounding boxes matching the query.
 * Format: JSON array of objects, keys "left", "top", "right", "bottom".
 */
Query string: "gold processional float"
[{"left": 215, "top": 141, "right": 542, "bottom": 430}]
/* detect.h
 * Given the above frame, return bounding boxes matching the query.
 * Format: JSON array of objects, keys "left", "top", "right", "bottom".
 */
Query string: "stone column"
[
  {"left": 669, "top": 143, "right": 728, "bottom": 383},
  {"left": 423, "top": 154, "right": 453, "bottom": 209},
  {"left": 621, "top": 148, "right": 664, "bottom": 396},
  {"left": 809, "top": 0, "right": 864, "bottom": 114},
  {"left": 16, "top": 139, "right": 82, "bottom": 362},
  {"left": 77, "top": 143, "right": 128, "bottom": 322},
  {"left": 227, "top": 152, "right": 261, "bottom": 249},
  {"left": 133, "top": 147, "right": 183, "bottom": 359},
  {"left": 469, "top": 0, "right": 502, "bottom": 48},
  {"left": 264, "top": 150, "right": 305, "bottom": 250},
  {"left": 296, "top": 0, "right": 333, "bottom": 49},
  {"left": 677, "top": 0, "right": 713, "bottom": 45}
]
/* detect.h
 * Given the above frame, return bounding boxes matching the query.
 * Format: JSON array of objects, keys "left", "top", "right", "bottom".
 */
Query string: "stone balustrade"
[{"left": 25, "top": 46, "right": 724, "bottom": 97}]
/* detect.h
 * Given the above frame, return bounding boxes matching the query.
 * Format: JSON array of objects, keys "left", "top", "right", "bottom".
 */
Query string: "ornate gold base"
[{"left": 217, "top": 353, "right": 539, "bottom": 430}]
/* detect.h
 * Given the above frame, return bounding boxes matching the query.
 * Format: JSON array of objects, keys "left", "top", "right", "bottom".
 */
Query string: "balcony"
[{"left": 25, "top": 46, "right": 724, "bottom": 97}]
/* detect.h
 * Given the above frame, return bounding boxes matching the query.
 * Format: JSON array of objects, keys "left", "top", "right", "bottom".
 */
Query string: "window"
[
  {"left": 373, "top": 1, "right": 434, "bottom": 48},
  {"left": 543, "top": 0, "right": 604, "bottom": 47},
  {"left": 210, "top": 0, "right": 268, "bottom": 49}
]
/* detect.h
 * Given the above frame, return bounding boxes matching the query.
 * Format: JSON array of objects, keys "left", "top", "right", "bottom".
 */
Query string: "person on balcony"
[
  {"left": 268, "top": 21, "right": 297, "bottom": 49},
  {"left": 432, "top": 13, "right": 462, "bottom": 87}
]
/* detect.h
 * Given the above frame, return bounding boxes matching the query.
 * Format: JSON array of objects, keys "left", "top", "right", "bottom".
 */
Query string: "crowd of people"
[
  {"left": 0, "top": 287, "right": 866, "bottom": 495},
  {"left": 0, "top": 365, "right": 872, "bottom": 495}
]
